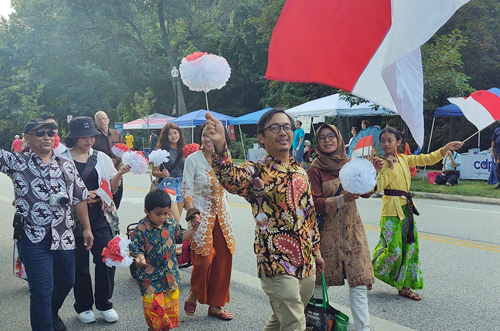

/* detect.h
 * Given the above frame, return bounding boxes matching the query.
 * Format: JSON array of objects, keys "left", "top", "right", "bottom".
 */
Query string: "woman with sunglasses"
[
  {"left": 307, "top": 124, "right": 378, "bottom": 331},
  {"left": 61, "top": 116, "right": 130, "bottom": 325}
]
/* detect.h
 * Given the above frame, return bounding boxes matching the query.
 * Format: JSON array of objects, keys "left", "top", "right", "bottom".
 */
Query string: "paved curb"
[{"left": 412, "top": 191, "right": 500, "bottom": 205}]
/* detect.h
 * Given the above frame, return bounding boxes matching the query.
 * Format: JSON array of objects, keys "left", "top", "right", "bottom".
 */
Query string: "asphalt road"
[{"left": 0, "top": 171, "right": 499, "bottom": 330}]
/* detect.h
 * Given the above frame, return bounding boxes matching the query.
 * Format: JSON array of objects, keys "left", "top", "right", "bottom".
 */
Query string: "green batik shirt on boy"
[
  {"left": 130, "top": 216, "right": 183, "bottom": 295},
  {"left": 211, "top": 149, "right": 321, "bottom": 279}
]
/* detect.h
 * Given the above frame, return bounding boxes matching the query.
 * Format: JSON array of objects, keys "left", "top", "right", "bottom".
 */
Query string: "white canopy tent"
[{"left": 285, "top": 93, "right": 397, "bottom": 118}]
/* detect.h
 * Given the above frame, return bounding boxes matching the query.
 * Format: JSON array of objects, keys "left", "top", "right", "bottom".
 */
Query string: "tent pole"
[
  {"left": 422, "top": 117, "right": 436, "bottom": 179},
  {"left": 238, "top": 125, "right": 246, "bottom": 159}
]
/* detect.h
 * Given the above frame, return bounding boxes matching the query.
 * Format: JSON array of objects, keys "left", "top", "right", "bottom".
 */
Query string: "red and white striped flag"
[{"left": 266, "top": 0, "right": 470, "bottom": 147}]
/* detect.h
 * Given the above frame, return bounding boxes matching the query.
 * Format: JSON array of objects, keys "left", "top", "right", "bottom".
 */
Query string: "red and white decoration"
[
  {"left": 179, "top": 51, "right": 231, "bottom": 110},
  {"left": 122, "top": 151, "right": 149, "bottom": 174},
  {"left": 111, "top": 143, "right": 131, "bottom": 158},
  {"left": 183, "top": 143, "right": 200, "bottom": 158},
  {"left": 101, "top": 235, "right": 133, "bottom": 268}
]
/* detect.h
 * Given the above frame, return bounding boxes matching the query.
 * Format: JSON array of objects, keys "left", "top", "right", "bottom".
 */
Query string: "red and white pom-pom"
[
  {"left": 101, "top": 235, "right": 133, "bottom": 268},
  {"left": 112, "top": 143, "right": 131, "bottom": 158},
  {"left": 183, "top": 143, "right": 200, "bottom": 158},
  {"left": 179, "top": 52, "right": 231, "bottom": 92},
  {"left": 148, "top": 149, "right": 170, "bottom": 167},
  {"left": 122, "top": 151, "right": 149, "bottom": 174}
]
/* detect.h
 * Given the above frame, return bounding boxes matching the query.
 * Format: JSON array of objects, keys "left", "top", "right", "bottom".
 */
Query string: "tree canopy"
[{"left": 0, "top": 0, "right": 498, "bottom": 150}]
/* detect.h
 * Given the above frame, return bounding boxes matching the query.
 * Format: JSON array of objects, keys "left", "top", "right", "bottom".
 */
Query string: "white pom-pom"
[
  {"left": 339, "top": 158, "right": 377, "bottom": 194},
  {"left": 180, "top": 53, "right": 231, "bottom": 92},
  {"left": 122, "top": 151, "right": 149, "bottom": 174},
  {"left": 148, "top": 149, "right": 170, "bottom": 167}
]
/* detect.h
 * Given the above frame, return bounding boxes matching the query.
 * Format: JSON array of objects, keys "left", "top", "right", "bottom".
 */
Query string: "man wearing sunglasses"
[{"left": 4, "top": 118, "right": 94, "bottom": 331}]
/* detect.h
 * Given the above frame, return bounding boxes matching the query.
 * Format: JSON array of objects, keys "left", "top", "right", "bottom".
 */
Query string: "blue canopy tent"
[
  {"left": 423, "top": 104, "right": 474, "bottom": 178},
  {"left": 229, "top": 108, "right": 272, "bottom": 157},
  {"left": 229, "top": 107, "right": 272, "bottom": 125},
  {"left": 170, "top": 109, "right": 234, "bottom": 142}
]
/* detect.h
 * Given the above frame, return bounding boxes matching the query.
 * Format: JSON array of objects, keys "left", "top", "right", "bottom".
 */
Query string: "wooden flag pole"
[{"left": 462, "top": 131, "right": 479, "bottom": 144}]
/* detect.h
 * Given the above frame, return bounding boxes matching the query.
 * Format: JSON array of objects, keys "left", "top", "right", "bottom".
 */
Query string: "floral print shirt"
[
  {"left": 130, "top": 216, "right": 183, "bottom": 295},
  {"left": 212, "top": 149, "right": 321, "bottom": 279}
]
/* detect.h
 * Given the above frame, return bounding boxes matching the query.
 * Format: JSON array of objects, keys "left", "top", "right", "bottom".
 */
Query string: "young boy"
[{"left": 130, "top": 189, "right": 199, "bottom": 331}]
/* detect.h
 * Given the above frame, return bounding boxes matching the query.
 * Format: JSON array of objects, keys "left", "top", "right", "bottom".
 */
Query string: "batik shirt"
[
  {"left": 0, "top": 149, "right": 88, "bottom": 250},
  {"left": 130, "top": 216, "right": 183, "bottom": 295},
  {"left": 212, "top": 149, "right": 321, "bottom": 279}
]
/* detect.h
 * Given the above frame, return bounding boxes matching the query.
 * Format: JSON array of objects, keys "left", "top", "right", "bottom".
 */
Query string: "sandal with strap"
[
  {"left": 208, "top": 307, "right": 233, "bottom": 320},
  {"left": 398, "top": 288, "right": 422, "bottom": 301},
  {"left": 184, "top": 301, "right": 196, "bottom": 316}
]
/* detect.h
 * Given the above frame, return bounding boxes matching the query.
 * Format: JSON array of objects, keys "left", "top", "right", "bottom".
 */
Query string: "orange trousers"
[{"left": 190, "top": 217, "right": 233, "bottom": 307}]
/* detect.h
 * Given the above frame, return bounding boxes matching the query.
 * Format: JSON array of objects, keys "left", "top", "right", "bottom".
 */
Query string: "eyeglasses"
[
  {"left": 31, "top": 129, "right": 56, "bottom": 138},
  {"left": 317, "top": 133, "right": 337, "bottom": 142},
  {"left": 263, "top": 124, "right": 293, "bottom": 133}
]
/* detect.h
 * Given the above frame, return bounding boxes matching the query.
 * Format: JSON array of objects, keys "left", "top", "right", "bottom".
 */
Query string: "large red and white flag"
[
  {"left": 448, "top": 88, "right": 500, "bottom": 131},
  {"left": 265, "top": 0, "right": 470, "bottom": 146}
]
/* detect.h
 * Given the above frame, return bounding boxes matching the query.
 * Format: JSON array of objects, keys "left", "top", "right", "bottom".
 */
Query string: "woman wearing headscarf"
[{"left": 307, "top": 124, "right": 376, "bottom": 331}]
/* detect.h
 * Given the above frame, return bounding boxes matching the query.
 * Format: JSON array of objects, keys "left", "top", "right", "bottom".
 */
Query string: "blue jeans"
[
  {"left": 157, "top": 176, "right": 183, "bottom": 202},
  {"left": 17, "top": 234, "right": 75, "bottom": 331}
]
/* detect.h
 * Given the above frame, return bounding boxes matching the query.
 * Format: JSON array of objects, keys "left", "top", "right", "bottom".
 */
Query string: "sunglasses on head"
[{"left": 31, "top": 129, "right": 56, "bottom": 138}]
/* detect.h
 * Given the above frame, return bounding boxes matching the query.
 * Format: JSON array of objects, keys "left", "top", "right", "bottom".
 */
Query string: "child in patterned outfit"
[{"left": 130, "top": 189, "right": 199, "bottom": 331}]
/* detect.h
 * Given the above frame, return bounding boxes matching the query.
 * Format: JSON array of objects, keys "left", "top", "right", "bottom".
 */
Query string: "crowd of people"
[{"left": 3, "top": 108, "right": 465, "bottom": 331}]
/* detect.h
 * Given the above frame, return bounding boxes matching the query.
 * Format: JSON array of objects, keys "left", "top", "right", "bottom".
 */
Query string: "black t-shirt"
[
  {"left": 74, "top": 160, "right": 99, "bottom": 190},
  {"left": 160, "top": 148, "right": 184, "bottom": 178}
]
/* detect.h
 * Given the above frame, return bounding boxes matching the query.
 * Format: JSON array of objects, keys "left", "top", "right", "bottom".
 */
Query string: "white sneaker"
[
  {"left": 96, "top": 308, "right": 119, "bottom": 323},
  {"left": 77, "top": 310, "right": 96, "bottom": 324}
]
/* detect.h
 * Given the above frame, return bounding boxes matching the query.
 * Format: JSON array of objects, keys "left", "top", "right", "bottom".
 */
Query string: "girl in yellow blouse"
[{"left": 372, "top": 127, "right": 463, "bottom": 301}]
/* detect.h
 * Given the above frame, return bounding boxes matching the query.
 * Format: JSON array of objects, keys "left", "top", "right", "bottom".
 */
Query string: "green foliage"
[
  {"left": 228, "top": 132, "right": 258, "bottom": 160},
  {"left": 0, "top": 0, "right": 499, "bottom": 153},
  {"left": 411, "top": 177, "right": 500, "bottom": 199}
]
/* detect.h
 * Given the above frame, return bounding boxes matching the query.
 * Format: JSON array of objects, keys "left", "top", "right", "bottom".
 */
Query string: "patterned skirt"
[
  {"left": 372, "top": 205, "right": 424, "bottom": 290},
  {"left": 142, "top": 290, "right": 180, "bottom": 330}
]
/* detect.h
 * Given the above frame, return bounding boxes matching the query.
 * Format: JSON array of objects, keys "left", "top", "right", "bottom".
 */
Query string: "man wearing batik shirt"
[
  {"left": 3, "top": 118, "right": 93, "bottom": 331},
  {"left": 205, "top": 109, "right": 324, "bottom": 331}
]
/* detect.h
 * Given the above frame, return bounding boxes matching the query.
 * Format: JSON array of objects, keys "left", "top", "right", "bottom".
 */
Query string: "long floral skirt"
[
  {"left": 142, "top": 290, "right": 180, "bottom": 331},
  {"left": 372, "top": 205, "right": 423, "bottom": 290}
]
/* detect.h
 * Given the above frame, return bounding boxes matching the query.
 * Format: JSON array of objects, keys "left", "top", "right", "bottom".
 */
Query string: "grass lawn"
[{"left": 410, "top": 176, "right": 500, "bottom": 199}]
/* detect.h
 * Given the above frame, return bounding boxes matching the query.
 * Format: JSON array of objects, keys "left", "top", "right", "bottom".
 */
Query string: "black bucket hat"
[
  {"left": 66, "top": 116, "right": 100, "bottom": 138},
  {"left": 24, "top": 118, "right": 58, "bottom": 134}
]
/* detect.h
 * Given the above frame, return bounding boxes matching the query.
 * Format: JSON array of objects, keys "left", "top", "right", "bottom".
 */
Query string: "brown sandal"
[
  {"left": 184, "top": 301, "right": 196, "bottom": 316},
  {"left": 208, "top": 307, "right": 233, "bottom": 320},
  {"left": 398, "top": 288, "right": 422, "bottom": 301}
]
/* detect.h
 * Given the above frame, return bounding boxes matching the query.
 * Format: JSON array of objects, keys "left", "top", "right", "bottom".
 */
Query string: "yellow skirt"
[{"left": 142, "top": 290, "right": 180, "bottom": 330}]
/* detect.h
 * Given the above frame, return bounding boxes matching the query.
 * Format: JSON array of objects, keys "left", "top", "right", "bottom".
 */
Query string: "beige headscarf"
[{"left": 310, "top": 123, "right": 349, "bottom": 176}]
